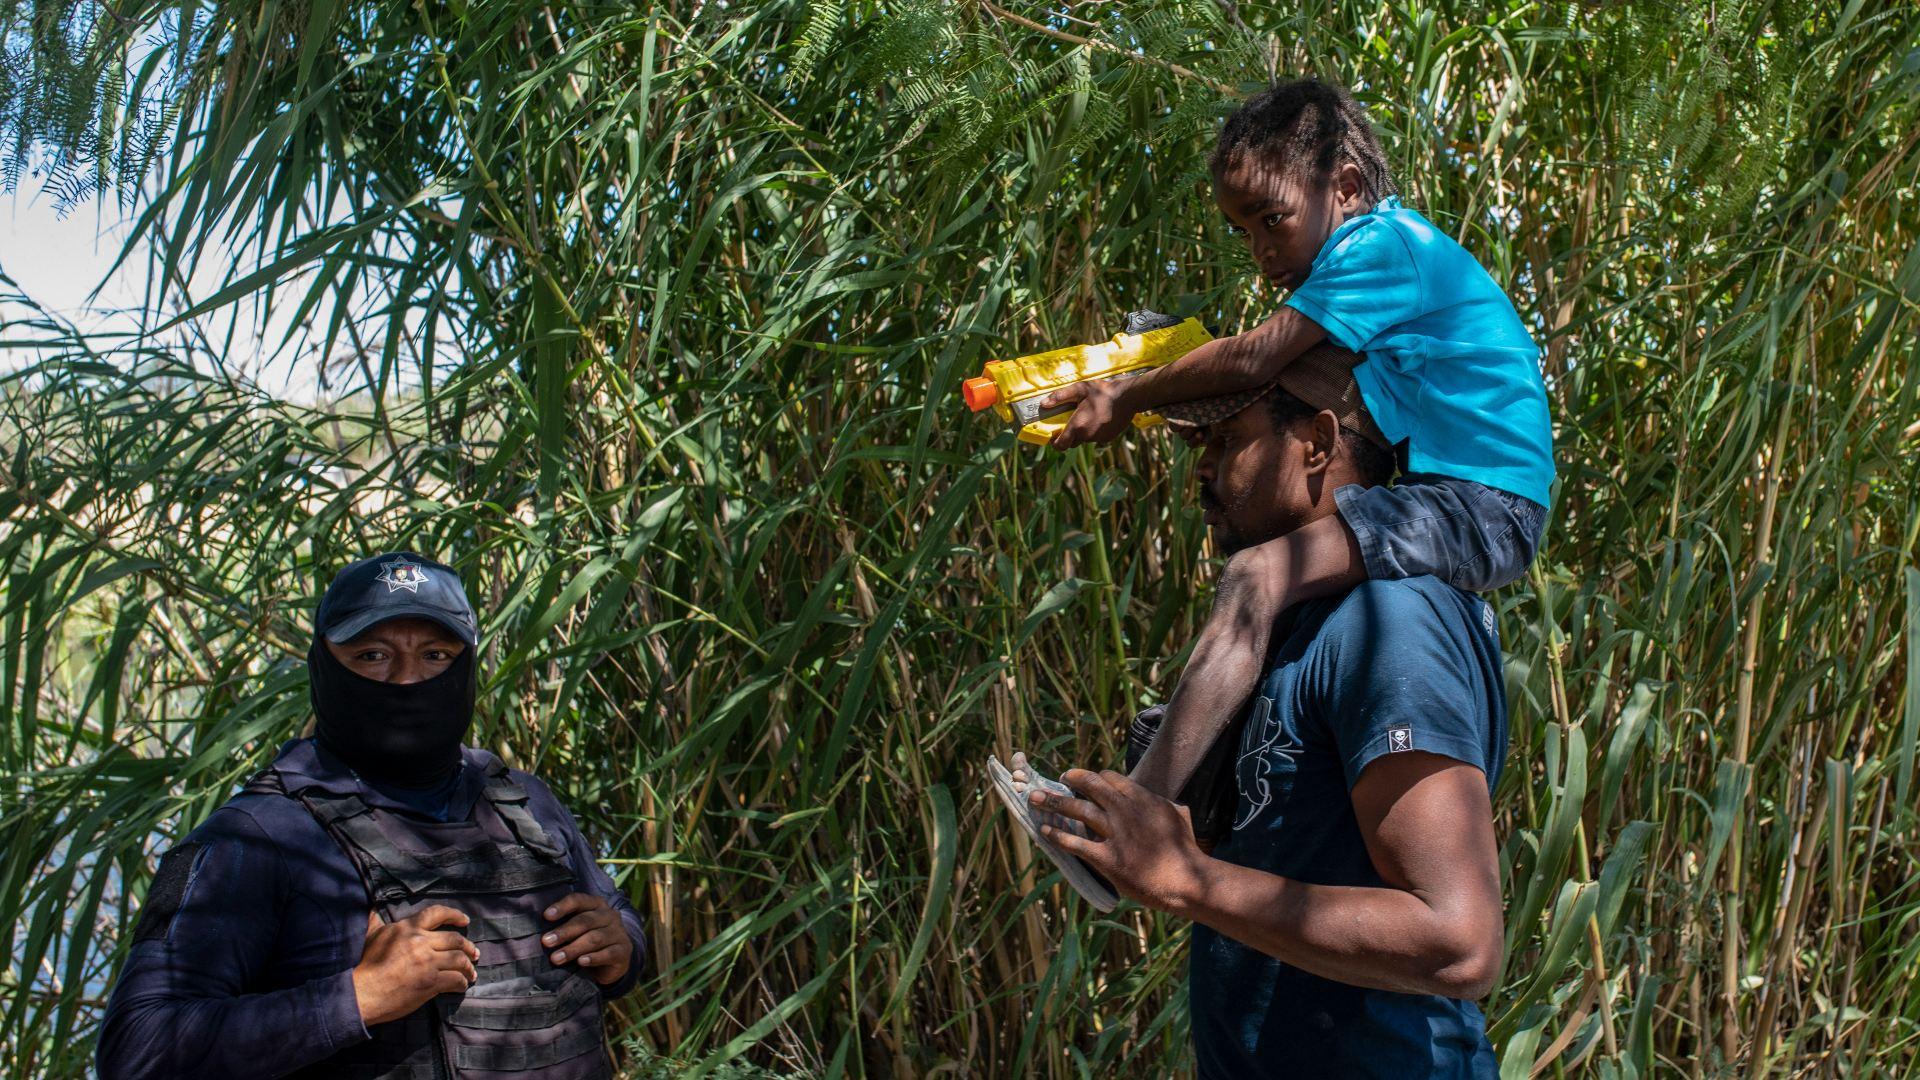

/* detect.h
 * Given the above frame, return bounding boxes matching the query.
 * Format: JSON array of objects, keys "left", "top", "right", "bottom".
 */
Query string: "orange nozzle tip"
[{"left": 962, "top": 376, "right": 999, "bottom": 411}]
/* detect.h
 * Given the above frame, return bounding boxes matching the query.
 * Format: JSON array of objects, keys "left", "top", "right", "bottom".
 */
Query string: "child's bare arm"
[
  {"left": 1047, "top": 307, "right": 1328, "bottom": 450},
  {"left": 1132, "top": 514, "right": 1368, "bottom": 799},
  {"left": 1131, "top": 558, "right": 1277, "bottom": 799},
  {"left": 1128, "top": 306, "right": 1328, "bottom": 411}
]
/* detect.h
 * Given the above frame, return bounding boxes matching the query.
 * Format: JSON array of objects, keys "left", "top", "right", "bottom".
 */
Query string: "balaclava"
[
  {"left": 309, "top": 552, "right": 482, "bottom": 788},
  {"left": 310, "top": 639, "right": 475, "bottom": 788}
]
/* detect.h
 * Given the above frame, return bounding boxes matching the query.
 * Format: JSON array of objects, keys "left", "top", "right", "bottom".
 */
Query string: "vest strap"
[
  {"left": 320, "top": 803, "right": 448, "bottom": 896},
  {"left": 306, "top": 796, "right": 574, "bottom": 901},
  {"left": 463, "top": 911, "right": 545, "bottom": 943},
  {"left": 475, "top": 953, "right": 555, "bottom": 984},
  {"left": 453, "top": 1025, "right": 604, "bottom": 1072},
  {"left": 242, "top": 768, "right": 285, "bottom": 797},
  {"left": 480, "top": 768, "right": 568, "bottom": 861},
  {"left": 446, "top": 975, "right": 599, "bottom": 1032}
]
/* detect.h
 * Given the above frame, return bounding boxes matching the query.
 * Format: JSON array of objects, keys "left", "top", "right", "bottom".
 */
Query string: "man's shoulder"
[
  {"left": 1320, "top": 575, "right": 1487, "bottom": 632},
  {"left": 192, "top": 787, "right": 325, "bottom": 842},
  {"left": 505, "top": 766, "right": 562, "bottom": 808},
  {"left": 458, "top": 746, "right": 555, "bottom": 802},
  {"left": 1300, "top": 576, "right": 1497, "bottom": 672},
  {"left": 480, "top": 756, "right": 583, "bottom": 831},
  {"left": 156, "top": 787, "right": 336, "bottom": 899}
]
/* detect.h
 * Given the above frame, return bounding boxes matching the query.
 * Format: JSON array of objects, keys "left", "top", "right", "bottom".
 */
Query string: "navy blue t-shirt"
[{"left": 1189, "top": 577, "right": 1508, "bottom": 1080}]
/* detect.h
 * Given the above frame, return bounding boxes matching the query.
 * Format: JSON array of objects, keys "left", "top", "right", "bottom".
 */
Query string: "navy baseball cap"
[
  {"left": 314, "top": 551, "right": 479, "bottom": 646},
  {"left": 1158, "top": 343, "right": 1390, "bottom": 448}
]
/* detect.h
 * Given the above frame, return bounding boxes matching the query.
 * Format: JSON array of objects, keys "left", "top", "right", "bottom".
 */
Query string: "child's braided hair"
[{"left": 1211, "top": 79, "right": 1398, "bottom": 204}]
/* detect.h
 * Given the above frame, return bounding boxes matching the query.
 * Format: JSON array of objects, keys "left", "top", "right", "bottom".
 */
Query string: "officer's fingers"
[
  {"left": 542, "top": 910, "right": 610, "bottom": 949},
  {"left": 411, "top": 904, "right": 470, "bottom": 931},
  {"left": 365, "top": 910, "right": 383, "bottom": 936},
  {"left": 543, "top": 892, "right": 601, "bottom": 923},
  {"left": 553, "top": 926, "right": 625, "bottom": 965},
  {"left": 574, "top": 936, "right": 631, "bottom": 967},
  {"left": 576, "top": 926, "right": 628, "bottom": 955},
  {"left": 433, "top": 969, "right": 473, "bottom": 996},
  {"left": 425, "top": 929, "right": 475, "bottom": 954},
  {"left": 436, "top": 947, "right": 478, "bottom": 980}
]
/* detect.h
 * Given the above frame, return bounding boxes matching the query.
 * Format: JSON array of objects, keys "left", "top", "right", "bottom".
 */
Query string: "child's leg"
[
  {"left": 1128, "top": 512, "right": 1366, "bottom": 804},
  {"left": 1332, "top": 474, "right": 1547, "bottom": 593},
  {"left": 1129, "top": 479, "right": 1544, "bottom": 830}
]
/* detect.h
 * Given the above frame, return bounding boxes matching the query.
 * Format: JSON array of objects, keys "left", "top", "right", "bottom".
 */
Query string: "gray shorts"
[{"left": 1332, "top": 473, "right": 1547, "bottom": 593}]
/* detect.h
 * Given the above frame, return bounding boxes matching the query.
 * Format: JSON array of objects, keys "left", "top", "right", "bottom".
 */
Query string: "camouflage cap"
[{"left": 1158, "top": 344, "right": 1389, "bottom": 448}]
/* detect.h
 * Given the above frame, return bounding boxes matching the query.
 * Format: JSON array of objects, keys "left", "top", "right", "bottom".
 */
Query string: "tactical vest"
[{"left": 249, "top": 754, "right": 615, "bottom": 1079}]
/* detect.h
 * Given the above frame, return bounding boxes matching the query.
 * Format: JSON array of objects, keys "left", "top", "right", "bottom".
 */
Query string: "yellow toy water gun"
[{"left": 961, "top": 311, "right": 1214, "bottom": 446}]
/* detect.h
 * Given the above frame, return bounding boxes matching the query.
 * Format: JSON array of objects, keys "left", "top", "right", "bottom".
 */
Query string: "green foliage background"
[{"left": 3, "top": 0, "right": 1918, "bottom": 1075}]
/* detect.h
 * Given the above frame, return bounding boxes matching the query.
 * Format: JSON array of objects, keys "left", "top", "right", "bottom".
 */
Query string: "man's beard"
[
  {"left": 1203, "top": 480, "right": 1298, "bottom": 556},
  {"left": 1200, "top": 487, "right": 1249, "bottom": 555}
]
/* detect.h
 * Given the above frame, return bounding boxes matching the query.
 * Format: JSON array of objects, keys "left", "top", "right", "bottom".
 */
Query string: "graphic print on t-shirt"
[{"left": 1234, "top": 696, "right": 1304, "bottom": 832}]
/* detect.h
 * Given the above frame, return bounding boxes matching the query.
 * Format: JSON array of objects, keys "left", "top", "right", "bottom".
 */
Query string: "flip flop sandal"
[{"left": 987, "top": 754, "right": 1119, "bottom": 912}]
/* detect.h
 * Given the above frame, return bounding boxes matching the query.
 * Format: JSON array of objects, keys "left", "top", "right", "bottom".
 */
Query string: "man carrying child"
[
  {"left": 997, "top": 77, "right": 1551, "bottom": 1077},
  {"left": 1029, "top": 346, "right": 1510, "bottom": 1078}
]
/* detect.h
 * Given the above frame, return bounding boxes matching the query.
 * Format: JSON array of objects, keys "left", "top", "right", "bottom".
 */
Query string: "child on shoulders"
[{"left": 1007, "top": 78, "right": 1552, "bottom": 882}]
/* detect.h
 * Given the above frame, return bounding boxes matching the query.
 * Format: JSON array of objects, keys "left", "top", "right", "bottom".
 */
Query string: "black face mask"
[{"left": 310, "top": 640, "right": 475, "bottom": 788}]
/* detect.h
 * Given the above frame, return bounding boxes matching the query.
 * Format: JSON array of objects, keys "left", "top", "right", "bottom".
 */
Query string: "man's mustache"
[{"left": 1199, "top": 487, "right": 1224, "bottom": 514}]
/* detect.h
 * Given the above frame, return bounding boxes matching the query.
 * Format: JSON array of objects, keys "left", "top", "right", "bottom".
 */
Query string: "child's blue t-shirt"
[{"left": 1283, "top": 196, "right": 1554, "bottom": 506}]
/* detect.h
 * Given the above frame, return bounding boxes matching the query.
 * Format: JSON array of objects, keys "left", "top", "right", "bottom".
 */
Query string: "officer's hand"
[
  {"left": 543, "top": 893, "right": 634, "bottom": 986},
  {"left": 1043, "top": 380, "right": 1135, "bottom": 449},
  {"left": 352, "top": 906, "right": 480, "bottom": 1026}
]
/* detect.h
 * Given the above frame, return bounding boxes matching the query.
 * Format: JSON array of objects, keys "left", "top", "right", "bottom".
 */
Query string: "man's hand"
[
  {"left": 1033, "top": 769, "right": 1212, "bottom": 913},
  {"left": 1043, "top": 380, "right": 1136, "bottom": 449},
  {"left": 352, "top": 906, "right": 479, "bottom": 1026},
  {"left": 542, "top": 893, "right": 634, "bottom": 986}
]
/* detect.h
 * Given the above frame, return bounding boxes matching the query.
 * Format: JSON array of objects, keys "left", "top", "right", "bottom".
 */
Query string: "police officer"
[{"left": 99, "top": 552, "right": 647, "bottom": 1079}]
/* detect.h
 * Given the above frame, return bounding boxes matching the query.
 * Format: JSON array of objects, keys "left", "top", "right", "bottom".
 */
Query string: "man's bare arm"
[{"left": 1038, "top": 756, "right": 1503, "bottom": 1000}]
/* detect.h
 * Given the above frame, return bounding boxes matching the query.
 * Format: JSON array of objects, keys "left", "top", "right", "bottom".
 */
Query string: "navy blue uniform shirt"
[
  {"left": 1190, "top": 577, "right": 1507, "bottom": 1080},
  {"left": 97, "top": 739, "right": 648, "bottom": 1080}
]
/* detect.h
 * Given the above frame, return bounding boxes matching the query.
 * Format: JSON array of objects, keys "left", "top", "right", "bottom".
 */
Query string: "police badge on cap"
[
  {"left": 374, "top": 557, "right": 432, "bottom": 593},
  {"left": 316, "top": 551, "right": 479, "bottom": 646}
]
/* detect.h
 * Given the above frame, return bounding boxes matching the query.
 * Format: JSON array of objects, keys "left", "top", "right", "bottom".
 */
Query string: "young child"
[{"left": 1005, "top": 78, "right": 1551, "bottom": 881}]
